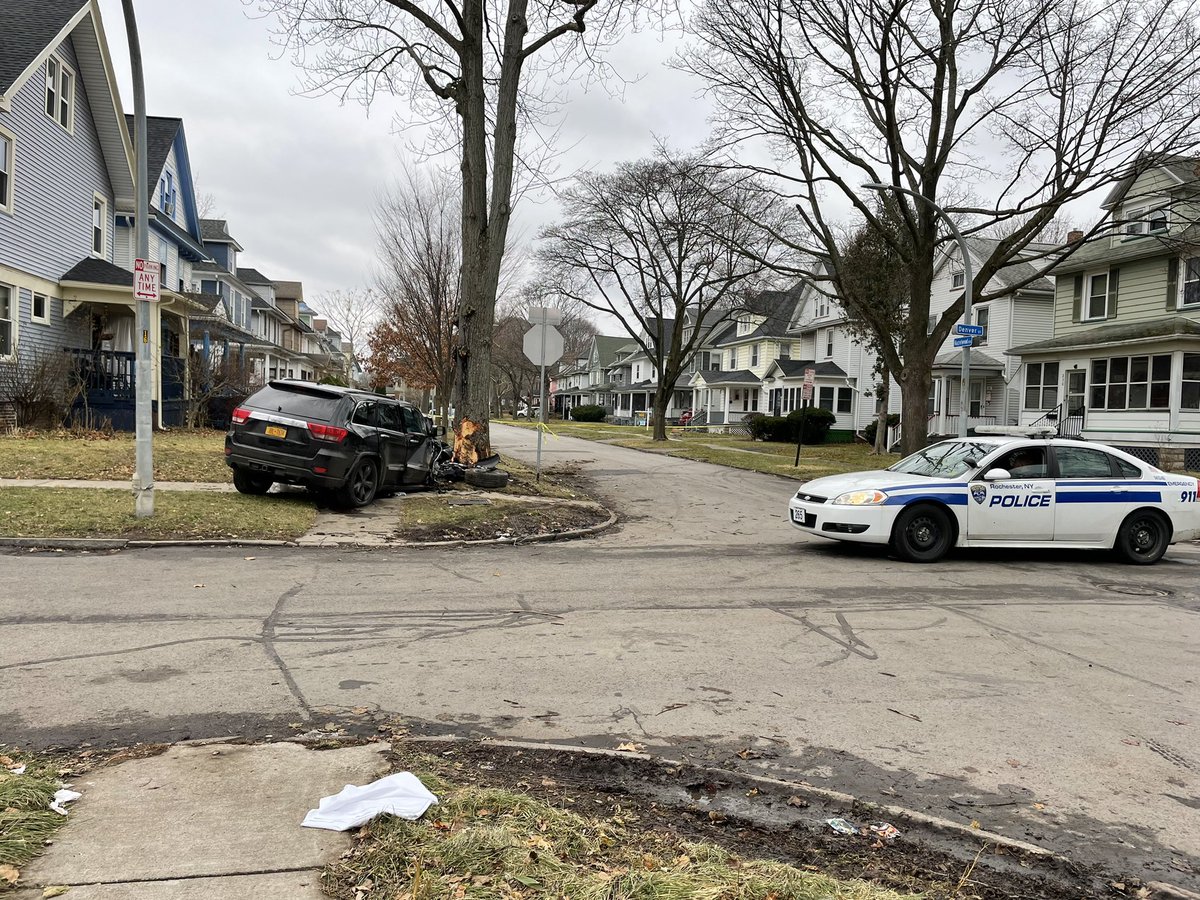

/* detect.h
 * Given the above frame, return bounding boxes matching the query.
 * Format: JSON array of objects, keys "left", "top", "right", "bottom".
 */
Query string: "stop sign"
[{"left": 523, "top": 324, "right": 564, "bottom": 367}]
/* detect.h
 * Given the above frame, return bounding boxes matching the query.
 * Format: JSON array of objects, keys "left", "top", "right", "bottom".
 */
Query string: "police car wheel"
[
  {"left": 890, "top": 504, "right": 953, "bottom": 563},
  {"left": 1114, "top": 510, "right": 1171, "bottom": 565}
]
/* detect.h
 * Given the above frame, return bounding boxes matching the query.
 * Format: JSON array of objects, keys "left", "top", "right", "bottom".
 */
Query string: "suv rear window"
[{"left": 246, "top": 385, "right": 344, "bottom": 422}]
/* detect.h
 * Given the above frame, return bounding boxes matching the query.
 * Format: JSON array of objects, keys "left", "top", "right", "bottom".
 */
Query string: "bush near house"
[
  {"left": 863, "top": 413, "right": 901, "bottom": 447},
  {"left": 570, "top": 404, "right": 606, "bottom": 422},
  {"left": 748, "top": 407, "right": 837, "bottom": 444}
]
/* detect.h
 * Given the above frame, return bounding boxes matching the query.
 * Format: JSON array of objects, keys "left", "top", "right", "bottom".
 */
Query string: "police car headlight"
[{"left": 831, "top": 489, "right": 888, "bottom": 506}]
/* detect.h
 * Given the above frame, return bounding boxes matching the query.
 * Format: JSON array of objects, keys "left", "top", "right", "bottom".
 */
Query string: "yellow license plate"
[{"left": 264, "top": 425, "right": 287, "bottom": 439}]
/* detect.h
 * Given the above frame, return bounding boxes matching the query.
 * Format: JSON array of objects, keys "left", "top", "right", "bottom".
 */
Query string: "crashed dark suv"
[{"left": 225, "top": 381, "right": 437, "bottom": 508}]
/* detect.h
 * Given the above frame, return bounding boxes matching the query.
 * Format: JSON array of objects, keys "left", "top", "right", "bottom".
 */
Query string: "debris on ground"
[
  {"left": 302, "top": 772, "right": 438, "bottom": 832},
  {"left": 825, "top": 817, "right": 860, "bottom": 835},
  {"left": 48, "top": 788, "right": 81, "bottom": 816},
  {"left": 869, "top": 822, "right": 901, "bottom": 842}
]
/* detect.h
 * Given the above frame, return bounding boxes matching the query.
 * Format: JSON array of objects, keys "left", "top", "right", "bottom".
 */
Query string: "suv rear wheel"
[
  {"left": 232, "top": 468, "right": 273, "bottom": 496},
  {"left": 332, "top": 457, "right": 380, "bottom": 509}
]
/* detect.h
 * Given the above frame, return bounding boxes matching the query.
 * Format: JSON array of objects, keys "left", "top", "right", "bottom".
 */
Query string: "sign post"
[
  {"left": 794, "top": 367, "right": 815, "bottom": 467},
  {"left": 523, "top": 307, "right": 564, "bottom": 481}
]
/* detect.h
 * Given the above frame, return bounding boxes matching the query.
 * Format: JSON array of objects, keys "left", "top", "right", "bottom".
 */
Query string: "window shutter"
[
  {"left": 1166, "top": 257, "right": 1179, "bottom": 310},
  {"left": 1072, "top": 275, "right": 1083, "bottom": 323},
  {"left": 1107, "top": 268, "right": 1120, "bottom": 319}
]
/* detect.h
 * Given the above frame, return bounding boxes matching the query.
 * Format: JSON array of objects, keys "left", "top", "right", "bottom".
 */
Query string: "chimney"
[{"left": 1067, "top": 230, "right": 1084, "bottom": 243}]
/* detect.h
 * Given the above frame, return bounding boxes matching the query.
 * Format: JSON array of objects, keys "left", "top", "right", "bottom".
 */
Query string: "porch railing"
[
  {"left": 64, "top": 348, "right": 136, "bottom": 398},
  {"left": 942, "top": 414, "right": 999, "bottom": 434},
  {"left": 1030, "top": 404, "right": 1086, "bottom": 437}
]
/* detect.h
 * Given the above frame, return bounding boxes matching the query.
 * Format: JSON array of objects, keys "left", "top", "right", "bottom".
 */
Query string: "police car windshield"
[{"left": 888, "top": 441, "right": 996, "bottom": 479}]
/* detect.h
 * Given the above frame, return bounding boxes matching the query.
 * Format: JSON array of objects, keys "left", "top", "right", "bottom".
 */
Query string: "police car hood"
[{"left": 798, "top": 469, "right": 948, "bottom": 499}]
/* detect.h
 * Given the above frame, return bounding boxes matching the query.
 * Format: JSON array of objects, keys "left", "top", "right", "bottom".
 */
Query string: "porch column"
[
  {"left": 941, "top": 375, "right": 952, "bottom": 434},
  {"left": 723, "top": 387, "right": 731, "bottom": 423}
]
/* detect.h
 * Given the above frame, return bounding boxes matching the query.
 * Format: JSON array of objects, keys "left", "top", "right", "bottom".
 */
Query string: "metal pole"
[
  {"left": 536, "top": 319, "right": 547, "bottom": 482},
  {"left": 862, "top": 183, "right": 973, "bottom": 438},
  {"left": 122, "top": 0, "right": 153, "bottom": 516}
]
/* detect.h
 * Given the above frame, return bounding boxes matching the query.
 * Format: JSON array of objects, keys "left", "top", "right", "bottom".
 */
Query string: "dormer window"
[
  {"left": 1124, "top": 207, "right": 1147, "bottom": 235},
  {"left": 1123, "top": 204, "right": 1167, "bottom": 237},
  {"left": 44, "top": 57, "right": 74, "bottom": 131},
  {"left": 815, "top": 295, "right": 830, "bottom": 318},
  {"left": 1148, "top": 208, "right": 1168, "bottom": 233},
  {"left": 952, "top": 271, "right": 965, "bottom": 289}
]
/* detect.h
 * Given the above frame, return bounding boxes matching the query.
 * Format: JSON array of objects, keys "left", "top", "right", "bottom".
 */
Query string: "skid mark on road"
[
  {"left": 260, "top": 583, "right": 313, "bottom": 721},
  {"left": 772, "top": 609, "right": 878, "bottom": 663}
]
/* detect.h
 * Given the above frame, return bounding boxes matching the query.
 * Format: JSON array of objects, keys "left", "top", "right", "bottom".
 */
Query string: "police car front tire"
[
  {"left": 890, "top": 504, "right": 954, "bottom": 563},
  {"left": 1114, "top": 510, "right": 1171, "bottom": 565}
]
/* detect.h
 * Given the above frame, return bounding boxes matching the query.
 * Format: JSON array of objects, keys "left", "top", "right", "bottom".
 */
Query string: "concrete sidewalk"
[
  {"left": 15, "top": 742, "right": 390, "bottom": 899},
  {"left": 0, "top": 478, "right": 236, "bottom": 492}
]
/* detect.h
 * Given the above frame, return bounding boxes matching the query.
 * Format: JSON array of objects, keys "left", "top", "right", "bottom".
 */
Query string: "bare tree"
[
  {"left": 367, "top": 170, "right": 461, "bottom": 425},
  {"left": 537, "top": 148, "right": 792, "bottom": 440},
  {"left": 195, "top": 191, "right": 220, "bottom": 220},
  {"left": 312, "top": 287, "right": 380, "bottom": 360},
  {"left": 257, "top": 0, "right": 670, "bottom": 464},
  {"left": 683, "top": 0, "right": 1200, "bottom": 453}
]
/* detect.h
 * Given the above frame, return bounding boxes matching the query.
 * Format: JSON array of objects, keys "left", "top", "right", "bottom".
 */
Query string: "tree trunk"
[
  {"left": 652, "top": 385, "right": 671, "bottom": 441},
  {"left": 873, "top": 374, "right": 890, "bottom": 454},
  {"left": 898, "top": 366, "right": 932, "bottom": 456}
]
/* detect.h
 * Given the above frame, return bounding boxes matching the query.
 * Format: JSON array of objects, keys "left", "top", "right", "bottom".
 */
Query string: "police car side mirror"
[{"left": 983, "top": 467, "right": 1011, "bottom": 481}]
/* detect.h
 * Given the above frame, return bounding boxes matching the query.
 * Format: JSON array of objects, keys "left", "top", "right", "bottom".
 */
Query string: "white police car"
[{"left": 788, "top": 429, "right": 1200, "bottom": 563}]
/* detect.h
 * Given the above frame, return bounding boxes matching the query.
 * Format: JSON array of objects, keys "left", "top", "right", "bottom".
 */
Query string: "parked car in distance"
[
  {"left": 225, "top": 381, "right": 437, "bottom": 508},
  {"left": 788, "top": 428, "right": 1200, "bottom": 564}
]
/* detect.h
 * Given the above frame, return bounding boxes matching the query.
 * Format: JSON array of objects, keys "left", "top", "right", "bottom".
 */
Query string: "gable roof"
[
  {"left": 60, "top": 256, "right": 133, "bottom": 287},
  {"left": 0, "top": 0, "right": 87, "bottom": 94},
  {"left": 714, "top": 286, "right": 802, "bottom": 345},
  {"left": 237, "top": 267, "right": 273, "bottom": 285},
  {"left": 1101, "top": 155, "right": 1200, "bottom": 210},
  {"left": 200, "top": 218, "right": 244, "bottom": 249},
  {"left": 591, "top": 335, "right": 630, "bottom": 368},
  {"left": 124, "top": 115, "right": 180, "bottom": 186},
  {"left": 274, "top": 280, "right": 304, "bottom": 301},
  {"left": 763, "top": 358, "right": 848, "bottom": 379},
  {"left": 1, "top": 0, "right": 135, "bottom": 208}
]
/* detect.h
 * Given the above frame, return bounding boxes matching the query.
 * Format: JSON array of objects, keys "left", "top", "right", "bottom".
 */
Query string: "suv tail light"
[
  {"left": 307, "top": 422, "right": 348, "bottom": 443},
  {"left": 230, "top": 407, "right": 250, "bottom": 426}
]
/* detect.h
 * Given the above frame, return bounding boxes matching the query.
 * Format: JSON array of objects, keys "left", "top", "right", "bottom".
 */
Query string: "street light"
[
  {"left": 862, "top": 182, "right": 973, "bottom": 439},
  {"left": 121, "top": 0, "right": 154, "bottom": 516}
]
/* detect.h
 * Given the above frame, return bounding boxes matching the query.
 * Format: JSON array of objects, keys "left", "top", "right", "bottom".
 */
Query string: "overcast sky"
[{"left": 95, "top": 0, "right": 712, "bottom": 320}]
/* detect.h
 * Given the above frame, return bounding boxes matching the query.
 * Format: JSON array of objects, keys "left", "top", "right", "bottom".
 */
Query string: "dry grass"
[
  {"left": 0, "top": 750, "right": 67, "bottom": 893},
  {"left": 0, "top": 488, "right": 316, "bottom": 540},
  {"left": 323, "top": 772, "right": 921, "bottom": 900},
  {"left": 1, "top": 429, "right": 230, "bottom": 482}
]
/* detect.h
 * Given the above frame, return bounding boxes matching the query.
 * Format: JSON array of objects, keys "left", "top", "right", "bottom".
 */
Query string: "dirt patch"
[
  {"left": 384, "top": 740, "right": 1121, "bottom": 900},
  {"left": 395, "top": 495, "right": 608, "bottom": 542}
]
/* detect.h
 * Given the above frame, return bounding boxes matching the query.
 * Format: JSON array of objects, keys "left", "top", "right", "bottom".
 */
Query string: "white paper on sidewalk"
[
  {"left": 301, "top": 772, "right": 438, "bottom": 831},
  {"left": 50, "top": 788, "right": 82, "bottom": 816}
]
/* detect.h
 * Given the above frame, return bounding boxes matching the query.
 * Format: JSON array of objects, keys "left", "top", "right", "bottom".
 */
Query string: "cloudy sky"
[{"left": 95, "top": 0, "right": 713, "bottom": 318}]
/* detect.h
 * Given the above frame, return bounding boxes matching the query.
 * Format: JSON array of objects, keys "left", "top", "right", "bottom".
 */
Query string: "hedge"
[
  {"left": 747, "top": 407, "right": 837, "bottom": 444},
  {"left": 570, "top": 404, "right": 606, "bottom": 422}
]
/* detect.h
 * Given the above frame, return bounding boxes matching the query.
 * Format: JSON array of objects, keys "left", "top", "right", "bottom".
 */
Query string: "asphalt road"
[{"left": 2, "top": 422, "right": 1198, "bottom": 885}]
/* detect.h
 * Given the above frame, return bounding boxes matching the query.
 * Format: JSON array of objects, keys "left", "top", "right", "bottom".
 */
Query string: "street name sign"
[
  {"left": 953, "top": 335, "right": 974, "bottom": 347},
  {"left": 955, "top": 323, "right": 984, "bottom": 336}
]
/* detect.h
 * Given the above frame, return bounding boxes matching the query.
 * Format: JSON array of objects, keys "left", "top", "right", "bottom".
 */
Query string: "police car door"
[
  {"left": 967, "top": 444, "right": 1055, "bottom": 541},
  {"left": 1051, "top": 445, "right": 1130, "bottom": 542}
]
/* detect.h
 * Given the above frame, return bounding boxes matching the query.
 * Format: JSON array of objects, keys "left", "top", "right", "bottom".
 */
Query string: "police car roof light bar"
[{"left": 974, "top": 425, "right": 1058, "bottom": 438}]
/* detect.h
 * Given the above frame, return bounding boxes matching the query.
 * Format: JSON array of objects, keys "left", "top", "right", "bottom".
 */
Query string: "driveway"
[{"left": 1, "top": 423, "right": 1198, "bottom": 885}]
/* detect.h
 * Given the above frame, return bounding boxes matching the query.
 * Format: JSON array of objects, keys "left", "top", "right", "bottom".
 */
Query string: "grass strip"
[
  {"left": 323, "top": 771, "right": 920, "bottom": 900},
  {"left": 0, "top": 488, "right": 316, "bottom": 540},
  {"left": 0, "top": 751, "right": 67, "bottom": 893},
  {"left": 1, "top": 429, "right": 231, "bottom": 483}
]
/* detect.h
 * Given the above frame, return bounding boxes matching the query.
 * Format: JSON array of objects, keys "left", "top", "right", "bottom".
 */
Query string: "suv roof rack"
[{"left": 974, "top": 425, "right": 1058, "bottom": 438}]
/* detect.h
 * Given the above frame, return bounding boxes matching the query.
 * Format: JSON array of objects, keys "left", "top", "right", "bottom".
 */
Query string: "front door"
[
  {"left": 967, "top": 444, "right": 1055, "bottom": 541},
  {"left": 1066, "top": 370, "right": 1086, "bottom": 416}
]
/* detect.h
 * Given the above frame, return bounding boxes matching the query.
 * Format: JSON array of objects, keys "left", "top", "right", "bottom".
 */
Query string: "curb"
[
  {"left": 0, "top": 537, "right": 299, "bottom": 551},
  {"left": 383, "top": 501, "right": 618, "bottom": 549}
]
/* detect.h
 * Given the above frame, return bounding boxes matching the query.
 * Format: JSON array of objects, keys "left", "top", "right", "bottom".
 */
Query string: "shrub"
[
  {"left": 863, "top": 413, "right": 901, "bottom": 446},
  {"left": 788, "top": 406, "right": 836, "bottom": 444},
  {"left": 747, "top": 415, "right": 791, "bottom": 442},
  {"left": 570, "top": 404, "right": 606, "bottom": 422}
]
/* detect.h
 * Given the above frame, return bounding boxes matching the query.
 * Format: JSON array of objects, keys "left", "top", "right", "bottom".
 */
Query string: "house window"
[
  {"left": 927, "top": 314, "right": 937, "bottom": 334},
  {"left": 31, "top": 292, "right": 50, "bottom": 325},
  {"left": 1086, "top": 273, "right": 1108, "bottom": 320},
  {"left": 952, "top": 271, "right": 965, "bottom": 289},
  {"left": 158, "top": 172, "right": 176, "bottom": 216},
  {"left": 817, "top": 386, "right": 853, "bottom": 415},
  {"left": 815, "top": 295, "right": 829, "bottom": 318},
  {"left": 728, "top": 350, "right": 736, "bottom": 369},
  {"left": 969, "top": 380, "right": 984, "bottom": 417},
  {"left": 157, "top": 237, "right": 169, "bottom": 280},
  {"left": 837, "top": 388, "right": 852, "bottom": 414},
  {"left": 1149, "top": 208, "right": 1168, "bottom": 233},
  {"left": 819, "top": 386, "right": 834, "bottom": 410},
  {"left": 974, "top": 306, "right": 989, "bottom": 345},
  {"left": 92, "top": 195, "right": 107, "bottom": 256},
  {"left": 751, "top": 343, "right": 759, "bottom": 367},
  {"left": 1123, "top": 207, "right": 1147, "bottom": 236},
  {"left": 737, "top": 317, "right": 752, "bottom": 335},
  {"left": 824, "top": 329, "right": 834, "bottom": 358},
  {"left": 1089, "top": 354, "right": 1171, "bottom": 410},
  {"left": 0, "top": 131, "right": 12, "bottom": 213},
  {"left": 1024, "top": 361, "right": 1059, "bottom": 410},
  {"left": 44, "top": 57, "right": 74, "bottom": 130},
  {"left": 0, "top": 284, "right": 11, "bottom": 356},
  {"left": 1183, "top": 258, "right": 1200, "bottom": 308},
  {"left": 1183, "top": 354, "right": 1200, "bottom": 410}
]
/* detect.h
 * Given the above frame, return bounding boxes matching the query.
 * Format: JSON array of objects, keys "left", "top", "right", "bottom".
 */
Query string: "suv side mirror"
[{"left": 983, "top": 467, "right": 1011, "bottom": 481}]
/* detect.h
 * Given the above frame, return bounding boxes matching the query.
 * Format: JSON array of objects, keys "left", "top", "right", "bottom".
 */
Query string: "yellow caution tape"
[{"left": 534, "top": 421, "right": 557, "bottom": 440}]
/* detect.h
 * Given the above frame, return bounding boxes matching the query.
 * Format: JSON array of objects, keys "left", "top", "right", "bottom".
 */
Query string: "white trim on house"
[
  {"left": 0, "top": 125, "right": 14, "bottom": 215},
  {"left": 44, "top": 55, "right": 76, "bottom": 134},
  {"left": 91, "top": 192, "right": 108, "bottom": 258},
  {"left": 0, "top": 281, "right": 14, "bottom": 358},
  {"left": 30, "top": 291, "right": 51, "bottom": 326}
]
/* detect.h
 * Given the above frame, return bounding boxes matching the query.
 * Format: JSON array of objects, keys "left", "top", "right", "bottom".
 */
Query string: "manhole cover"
[{"left": 1094, "top": 582, "right": 1174, "bottom": 598}]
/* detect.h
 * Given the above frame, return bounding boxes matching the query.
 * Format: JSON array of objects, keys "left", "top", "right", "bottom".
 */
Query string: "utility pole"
[{"left": 122, "top": 0, "right": 154, "bottom": 516}]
